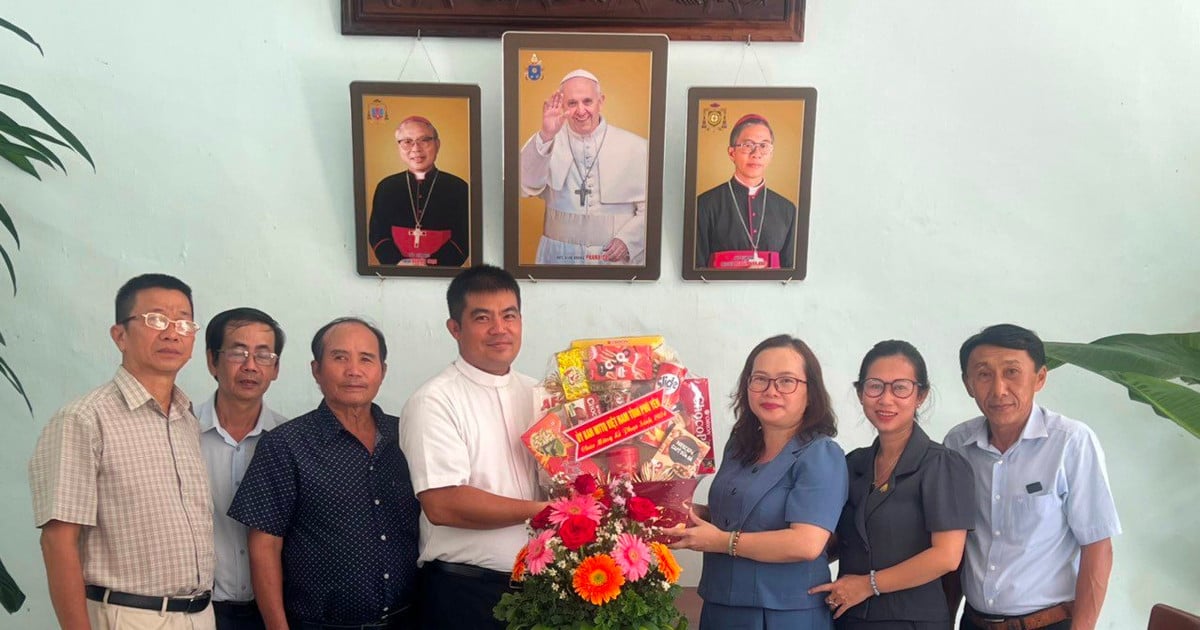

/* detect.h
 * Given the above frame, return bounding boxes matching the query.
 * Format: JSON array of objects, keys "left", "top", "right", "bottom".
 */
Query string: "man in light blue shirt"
[
  {"left": 945, "top": 324, "right": 1120, "bottom": 630},
  {"left": 197, "top": 308, "right": 289, "bottom": 630}
]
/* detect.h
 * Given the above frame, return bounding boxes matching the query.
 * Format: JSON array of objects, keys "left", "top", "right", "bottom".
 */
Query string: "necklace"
[
  {"left": 873, "top": 452, "right": 900, "bottom": 492},
  {"left": 566, "top": 124, "right": 608, "bottom": 207},
  {"left": 726, "top": 180, "right": 767, "bottom": 260},
  {"left": 405, "top": 170, "right": 440, "bottom": 230}
]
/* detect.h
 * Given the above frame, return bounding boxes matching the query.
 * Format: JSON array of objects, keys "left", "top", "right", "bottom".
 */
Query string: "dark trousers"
[
  {"left": 213, "top": 600, "right": 266, "bottom": 630},
  {"left": 419, "top": 561, "right": 515, "bottom": 630},
  {"left": 287, "top": 609, "right": 413, "bottom": 630},
  {"left": 839, "top": 621, "right": 950, "bottom": 630}
]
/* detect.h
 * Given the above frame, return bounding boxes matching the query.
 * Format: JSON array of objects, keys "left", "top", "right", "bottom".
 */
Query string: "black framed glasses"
[
  {"left": 748, "top": 375, "right": 807, "bottom": 394},
  {"left": 731, "top": 140, "right": 774, "bottom": 156},
  {"left": 397, "top": 136, "right": 437, "bottom": 150},
  {"left": 859, "top": 378, "right": 920, "bottom": 399},
  {"left": 122, "top": 312, "right": 201, "bottom": 336},
  {"left": 218, "top": 348, "right": 279, "bottom": 367}
]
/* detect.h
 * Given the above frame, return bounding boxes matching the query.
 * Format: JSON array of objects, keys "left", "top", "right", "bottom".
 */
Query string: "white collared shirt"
[
  {"left": 944, "top": 406, "right": 1121, "bottom": 616},
  {"left": 197, "top": 394, "right": 288, "bottom": 603},
  {"left": 399, "top": 358, "right": 539, "bottom": 572}
]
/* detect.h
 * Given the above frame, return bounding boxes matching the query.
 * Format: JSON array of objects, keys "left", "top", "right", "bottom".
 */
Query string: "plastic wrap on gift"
[{"left": 523, "top": 335, "right": 715, "bottom": 503}]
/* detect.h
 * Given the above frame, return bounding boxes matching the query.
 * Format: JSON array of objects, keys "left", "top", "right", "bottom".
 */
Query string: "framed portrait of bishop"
[
  {"left": 351, "top": 81, "right": 483, "bottom": 277},
  {"left": 682, "top": 87, "right": 817, "bottom": 282}
]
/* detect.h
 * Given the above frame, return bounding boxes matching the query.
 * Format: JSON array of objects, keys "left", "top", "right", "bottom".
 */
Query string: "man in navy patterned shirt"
[{"left": 229, "top": 317, "right": 420, "bottom": 629}]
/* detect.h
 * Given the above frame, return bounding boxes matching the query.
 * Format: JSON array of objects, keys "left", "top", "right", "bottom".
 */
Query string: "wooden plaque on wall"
[{"left": 341, "top": 0, "right": 805, "bottom": 42}]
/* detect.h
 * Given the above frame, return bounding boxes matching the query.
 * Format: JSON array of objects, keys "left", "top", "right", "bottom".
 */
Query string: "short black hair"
[
  {"left": 959, "top": 323, "right": 1046, "bottom": 375},
  {"left": 311, "top": 317, "right": 387, "bottom": 363},
  {"left": 205, "top": 307, "right": 285, "bottom": 356},
  {"left": 114, "top": 273, "right": 193, "bottom": 323},
  {"left": 446, "top": 264, "right": 521, "bottom": 323},
  {"left": 855, "top": 339, "right": 930, "bottom": 395}
]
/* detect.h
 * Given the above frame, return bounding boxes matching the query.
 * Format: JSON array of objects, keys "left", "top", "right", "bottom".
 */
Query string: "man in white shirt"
[
  {"left": 945, "top": 324, "right": 1121, "bottom": 630},
  {"left": 197, "top": 308, "right": 288, "bottom": 630},
  {"left": 400, "top": 264, "right": 548, "bottom": 629},
  {"left": 520, "top": 68, "right": 648, "bottom": 265}
]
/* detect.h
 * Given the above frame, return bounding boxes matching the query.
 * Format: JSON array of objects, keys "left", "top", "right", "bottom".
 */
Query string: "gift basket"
[
  {"left": 522, "top": 335, "right": 715, "bottom": 531},
  {"left": 495, "top": 336, "right": 715, "bottom": 629}
]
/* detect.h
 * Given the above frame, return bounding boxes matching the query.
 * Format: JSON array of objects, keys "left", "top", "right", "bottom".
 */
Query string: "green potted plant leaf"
[
  {"left": 1, "top": 15, "right": 93, "bottom": 614},
  {"left": 1044, "top": 332, "right": 1200, "bottom": 439}
]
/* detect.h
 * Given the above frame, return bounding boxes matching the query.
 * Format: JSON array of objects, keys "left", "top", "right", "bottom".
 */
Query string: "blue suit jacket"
[{"left": 698, "top": 434, "right": 848, "bottom": 610}]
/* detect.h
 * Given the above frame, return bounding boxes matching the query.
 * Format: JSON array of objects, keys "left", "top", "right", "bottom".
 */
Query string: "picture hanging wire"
[
  {"left": 397, "top": 29, "right": 443, "bottom": 82},
  {"left": 733, "top": 35, "right": 769, "bottom": 86}
]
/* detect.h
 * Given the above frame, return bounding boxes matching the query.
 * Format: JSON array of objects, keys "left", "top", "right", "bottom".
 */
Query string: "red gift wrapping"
[{"left": 632, "top": 478, "right": 700, "bottom": 542}]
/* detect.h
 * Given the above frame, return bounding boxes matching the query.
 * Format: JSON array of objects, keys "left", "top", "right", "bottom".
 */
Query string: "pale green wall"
[{"left": 2, "top": 1, "right": 1198, "bottom": 628}]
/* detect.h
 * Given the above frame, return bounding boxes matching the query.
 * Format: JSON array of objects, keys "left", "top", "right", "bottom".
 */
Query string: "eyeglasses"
[
  {"left": 748, "top": 375, "right": 807, "bottom": 394},
  {"left": 122, "top": 312, "right": 202, "bottom": 336},
  {"left": 397, "top": 136, "right": 437, "bottom": 150},
  {"left": 859, "top": 378, "right": 920, "bottom": 399},
  {"left": 732, "top": 141, "right": 774, "bottom": 156},
  {"left": 218, "top": 348, "right": 279, "bottom": 367}
]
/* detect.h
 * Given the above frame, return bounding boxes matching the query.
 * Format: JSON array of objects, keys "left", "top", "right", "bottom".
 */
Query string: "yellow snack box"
[{"left": 555, "top": 348, "right": 591, "bottom": 401}]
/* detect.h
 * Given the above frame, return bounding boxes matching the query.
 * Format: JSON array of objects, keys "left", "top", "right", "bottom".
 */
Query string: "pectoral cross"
[
  {"left": 409, "top": 227, "right": 424, "bottom": 247},
  {"left": 574, "top": 185, "right": 591, "bottom": 207}
]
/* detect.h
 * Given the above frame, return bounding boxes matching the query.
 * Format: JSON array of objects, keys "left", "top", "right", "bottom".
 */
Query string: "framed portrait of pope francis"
[
  {"left": 351, "top": 81, "right": 483, "bottom": 277},
  {"left": 502, "top": 32, "right": 668, "bottom": 281},
  {"left": 681, "top": 86, "right": 817, "bottom": 282}
]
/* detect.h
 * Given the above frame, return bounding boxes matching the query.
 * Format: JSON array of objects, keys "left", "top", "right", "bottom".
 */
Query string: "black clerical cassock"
[
  {"left": 694, "top": 178, "right": 797, "bottom": 270},
  {"left": 370, "top": 168, "right": 470, "bottom": 267}
]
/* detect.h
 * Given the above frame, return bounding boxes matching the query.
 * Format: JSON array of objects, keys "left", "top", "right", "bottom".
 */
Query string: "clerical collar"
[
  {"left": 408, "top": 166, "right": 438, "bottom": 182},
  {"left": 565, "top": 118, "right": 608, "bottom": 142},
  {"left": 731, "top": 175, "right": 765, "bottom": 196},
  {"left": 454, "top": 357, "right": 513, "bottom": 388}
]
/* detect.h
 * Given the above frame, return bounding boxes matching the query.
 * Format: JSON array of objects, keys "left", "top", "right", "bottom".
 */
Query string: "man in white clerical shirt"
[
  {"left": 197, "top": 307, "right": 288, "bottom": 630},
  {"left": 519, "top": 68, "right": 649, "bottom": 266},
  {"left": 400, "top": 264, "right": 548, "bottom": 629}
]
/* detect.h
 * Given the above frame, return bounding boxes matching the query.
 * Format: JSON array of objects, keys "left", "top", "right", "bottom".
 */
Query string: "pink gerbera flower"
[
  {"left": 549, "top": 494, "right": 603, "bottom": 525},
  {"left": 525, "top": 530, "right": 555, "bottom": 575},
  {"left": 612, "top": 533, "right": 652, "bottom": 581}
]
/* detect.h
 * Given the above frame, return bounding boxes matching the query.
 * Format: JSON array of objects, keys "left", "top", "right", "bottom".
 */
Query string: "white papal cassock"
[{"left": 520, "top": 118, "right": 648, "bottom": 265}]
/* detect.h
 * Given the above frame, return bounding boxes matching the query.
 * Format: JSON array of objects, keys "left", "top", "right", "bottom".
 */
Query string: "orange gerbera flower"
[
  {"left": 511, "top": 545, "right": 528, "bottom": 582},
  {"left": 650, "top": 542, "right": 681, "bottom": 583},
  {"left": 572, "top": 554, "right": 625, "bottom": 605}
]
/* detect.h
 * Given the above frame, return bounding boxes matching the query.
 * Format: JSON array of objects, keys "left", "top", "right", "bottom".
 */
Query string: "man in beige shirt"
[{"left": 29, "top": 273, "right": 215, "bottom": 630}]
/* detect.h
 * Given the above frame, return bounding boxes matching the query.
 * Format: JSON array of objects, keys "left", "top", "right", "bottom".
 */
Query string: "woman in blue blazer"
[{"left": 671, "top": 334, "right": 848, "bottom": 630}]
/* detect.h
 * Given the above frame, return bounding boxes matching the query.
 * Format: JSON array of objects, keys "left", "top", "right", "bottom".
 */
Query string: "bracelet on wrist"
[
  {"left": 728, "top": 530, "right": 742, "bottom": 557},
  {"left": 869, "top": 569, "right": 881, "bottom": 596}
]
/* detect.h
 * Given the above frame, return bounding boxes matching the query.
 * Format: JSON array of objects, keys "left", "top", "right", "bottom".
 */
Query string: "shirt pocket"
[{"left": 1005, "top": 491, "right": 1063, "bottom": 543}]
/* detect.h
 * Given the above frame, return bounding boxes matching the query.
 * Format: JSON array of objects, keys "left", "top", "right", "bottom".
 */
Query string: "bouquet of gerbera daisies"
[{"left": 494, "top": 473, "right": 687, "bottom": 630}]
